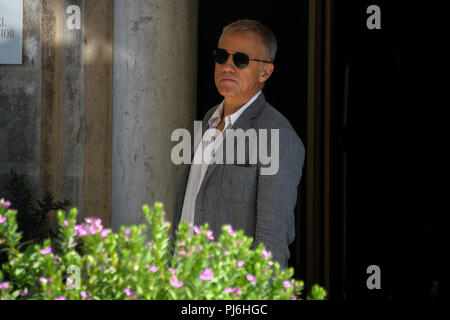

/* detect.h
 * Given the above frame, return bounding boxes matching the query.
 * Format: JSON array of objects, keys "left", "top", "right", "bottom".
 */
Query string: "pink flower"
[
  {"left": 146, "top": 265, "right": 158, "bottom": 273},
  {"left": 76, "top": 226, "right": 87, "bottom": 237},
  {"left": 54, "top": 296, "right": 66, "bottom": 300},
  {"left": 66, "top": 277, "right": 74, "bottom": 286},
  {"left": 39, "top": 277, "right": 48, "bottom": 285},
  {"left": 199, "top": 268, "right": 214, "bottom": 281},
  {"left": 124, "top": 288, "right": 134, "bottom": 296},
  {"left": 68, "top": 241, "right": 77, "bottom": 248},
  {"left": 100, "top": 229, "right": 109, "bottom": 238},
  {"left": 224, "top": 287, "right": 242, "bottom": 296},
  {"left": 237, "top": 260, "right": 245, "bottom": 267},
  {"left": 170, "top": 268, "right": 176, "bottom": 275},
  {"left": 81, "top": 291, "right": 92, "bottom": 300},
  {"left": 0, "top": 216, "right": 6, "bottom": 224},
  {"left": 194, "top": 226, "right": 201, "bottom": 234},
  {"left": 20, "top": 291, "right": 32, "bottom": 297},
  {"left": 246, "top": 274, "right": 256, "bottom": 285},
  {"left": 226, "top": 225, "right": 236, "bottom": 236},
  {"left": 63, "top": 220, "right": 69, "bottom": 227},
  {"left": 94, "top": 218, "right": 102, "bottom": 227},
  {"left": 170, "top": 276, "right": 184, "bottom": 288},
  {"left": 0, "top": 282, "right": 9, "bottom": 290},
  {"left": 206, "top": 230, "right": 214, "bottom": 240},
  {"left": 262, "top": 249, "right": 271, "bottom": 260},
  {"left": 124, "top": 229, "right": 131, "bottom": 236},
  {"left": 0, "top": 199, "right": 11, "bottom": 208},
  {"left": 290, "top": 295, "right": 297, "bottom": 300},
  {"left": 40, "top": 247, "right": 52, "bottom": 255},
  {"left": 283, "top": 280, "right": 292, "bottom": 288},
  {"left": 88, "top": 225, "right": 98, "bottom": 235}
]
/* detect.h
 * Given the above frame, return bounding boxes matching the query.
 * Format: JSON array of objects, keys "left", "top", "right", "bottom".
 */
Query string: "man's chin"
[{"left": 217, "top": 86, "right": 238, "bottom": 97}]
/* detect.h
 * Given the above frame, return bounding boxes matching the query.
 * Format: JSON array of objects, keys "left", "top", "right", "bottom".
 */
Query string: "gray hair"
[{"left": 219, "top": 19, "right": 277, "bottom": 62}]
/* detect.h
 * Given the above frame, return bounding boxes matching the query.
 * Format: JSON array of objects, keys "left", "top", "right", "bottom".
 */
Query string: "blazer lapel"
[{"left": 199, "top": 92, "right": 267, "bottom": 189}]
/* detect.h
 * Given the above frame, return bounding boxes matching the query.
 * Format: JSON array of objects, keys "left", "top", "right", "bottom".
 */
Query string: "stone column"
[{"left": 112, "top": 0, "right": 198, "bottom": 231}]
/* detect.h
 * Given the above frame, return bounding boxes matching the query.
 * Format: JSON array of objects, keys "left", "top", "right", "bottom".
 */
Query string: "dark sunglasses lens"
[
  {"left": 214, "top": 49, "right": 229, "bottom": 64},
  {"left": 233, "top": 52, "right": 249, "bottom": 69}
]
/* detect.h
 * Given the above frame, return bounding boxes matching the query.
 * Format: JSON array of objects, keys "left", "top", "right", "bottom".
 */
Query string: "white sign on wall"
[{"left": 0, "top": 0, "right": 23, "bottom": 64}]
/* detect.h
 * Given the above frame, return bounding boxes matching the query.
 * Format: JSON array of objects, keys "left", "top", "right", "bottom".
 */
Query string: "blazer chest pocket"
[{"left": 221, "top": 164, "right": 257, "bottom": 203}]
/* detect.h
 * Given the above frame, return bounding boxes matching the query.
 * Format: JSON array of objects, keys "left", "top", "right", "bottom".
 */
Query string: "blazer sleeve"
[{"left": 252, "top": 125, "right": 305, "bottom": 269}]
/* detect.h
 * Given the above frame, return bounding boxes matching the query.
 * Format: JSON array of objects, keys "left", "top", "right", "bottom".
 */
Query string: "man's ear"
[{"left": 259, "top": 63, "right": 274, "bottom": 83}]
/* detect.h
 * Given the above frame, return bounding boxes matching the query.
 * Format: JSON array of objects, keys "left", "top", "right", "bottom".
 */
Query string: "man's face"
[{"left": 214, "top": 31, "right": 273, "bottom": 101}]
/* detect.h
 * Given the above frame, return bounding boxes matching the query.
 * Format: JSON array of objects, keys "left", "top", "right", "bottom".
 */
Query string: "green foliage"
[{"left": 0, "top": 201, "right": 327, "bottom": 300}]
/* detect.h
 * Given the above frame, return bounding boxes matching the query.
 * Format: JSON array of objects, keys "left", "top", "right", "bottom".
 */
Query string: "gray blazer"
[{"left": 173, "top": 92, "right": 305, "bottom": 268}]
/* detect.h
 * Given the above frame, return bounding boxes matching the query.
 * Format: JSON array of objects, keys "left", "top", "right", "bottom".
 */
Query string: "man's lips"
[{"left": 220, "top": 77, "right": 237, "bottom": 82}]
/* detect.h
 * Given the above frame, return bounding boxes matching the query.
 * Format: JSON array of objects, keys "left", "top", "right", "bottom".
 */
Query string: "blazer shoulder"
[
  {"left": 257, "top": 101, "right": 305, "bottom": 151},
  {"left": 257, "top": 101, "right": 297, "bottom": 132}
]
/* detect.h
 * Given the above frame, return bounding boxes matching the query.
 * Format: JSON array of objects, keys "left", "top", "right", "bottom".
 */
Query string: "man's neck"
[{"left": 223, "top": 90, "right": 260, "bottom": 118}]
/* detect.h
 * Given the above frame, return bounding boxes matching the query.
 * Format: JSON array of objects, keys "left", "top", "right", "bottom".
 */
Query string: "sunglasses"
[{"left": 213, "top": 48, "right": 272, "bottom": 69}]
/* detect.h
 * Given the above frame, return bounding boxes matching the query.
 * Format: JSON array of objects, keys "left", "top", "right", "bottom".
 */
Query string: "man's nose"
[{"left": 222, "top": 53, "right": 236, "bottom": 71}]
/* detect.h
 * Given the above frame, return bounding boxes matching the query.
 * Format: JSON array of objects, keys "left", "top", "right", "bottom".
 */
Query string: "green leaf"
[
  {"left": 14, "top": 268, "right": 25, "bottom": 277},
  {"left": 307, "top": 284, "right": 327, "bottom": 300}
]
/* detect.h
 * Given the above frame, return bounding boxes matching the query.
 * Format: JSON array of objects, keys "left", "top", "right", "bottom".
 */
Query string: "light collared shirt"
[{"left": 180, "top": 91, "right": 262, "bottom": 234}]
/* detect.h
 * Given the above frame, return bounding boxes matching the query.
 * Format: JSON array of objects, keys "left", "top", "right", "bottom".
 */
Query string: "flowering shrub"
[{"left": 0, "top": 198, "right": 327, "bottom": 300}]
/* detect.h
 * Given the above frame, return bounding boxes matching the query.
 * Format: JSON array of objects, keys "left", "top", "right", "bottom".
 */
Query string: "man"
[{"left": 173, "top": 19, "right": 305, "bottom": 268}]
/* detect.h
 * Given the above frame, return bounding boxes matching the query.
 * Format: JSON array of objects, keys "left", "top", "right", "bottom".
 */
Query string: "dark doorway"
[
  {"left": 332, "top": 0, "right": 448, "bottom": 300},
  {"left": 197, "top": 0, "right": 309, "bottom": 283}
]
